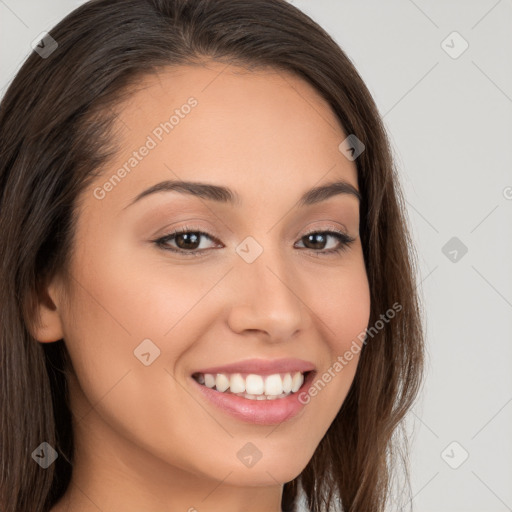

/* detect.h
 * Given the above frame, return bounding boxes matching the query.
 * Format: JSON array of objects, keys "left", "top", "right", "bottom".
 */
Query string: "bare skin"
[{"left": 31, "top": 61, "right": 371, "bottom": 512}]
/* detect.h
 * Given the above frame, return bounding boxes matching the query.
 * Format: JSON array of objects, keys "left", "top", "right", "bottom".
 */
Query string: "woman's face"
[{"left": 44, "top": 62, "right": 370, "bottom": 502}]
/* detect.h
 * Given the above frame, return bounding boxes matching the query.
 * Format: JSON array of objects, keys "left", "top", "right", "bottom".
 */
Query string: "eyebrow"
[{"left": 123, "top": 178, "right": 361, "bottom": 210}]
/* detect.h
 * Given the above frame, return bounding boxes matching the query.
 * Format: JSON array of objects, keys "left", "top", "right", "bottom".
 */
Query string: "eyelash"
[{"left": 153, "top": 225, "right": 356, "bottom": 257}]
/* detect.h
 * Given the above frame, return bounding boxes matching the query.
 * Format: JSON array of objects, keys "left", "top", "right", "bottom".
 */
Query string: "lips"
[{"left": 190, "top": 369, "right": 317, "bottom": 425}]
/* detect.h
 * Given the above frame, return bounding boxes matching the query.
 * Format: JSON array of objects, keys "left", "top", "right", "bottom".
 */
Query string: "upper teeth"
[{"left": 195, "top": 371, "right": 305, "bottom": 397}]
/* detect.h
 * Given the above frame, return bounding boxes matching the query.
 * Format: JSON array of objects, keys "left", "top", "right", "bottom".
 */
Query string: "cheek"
[
  {"left": 299, "top": 254, "right": 370, "bottom": 415},
  {"left": 312, "top": 255, "right": 371, "bottom": 356},
  {"left": 59, "top": 254, "right": 221, "bottom": 474}
]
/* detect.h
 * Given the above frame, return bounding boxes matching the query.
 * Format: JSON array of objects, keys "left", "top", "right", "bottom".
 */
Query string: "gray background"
[{"left": 1, "top": 1, "right": 511, "bottom": 511}]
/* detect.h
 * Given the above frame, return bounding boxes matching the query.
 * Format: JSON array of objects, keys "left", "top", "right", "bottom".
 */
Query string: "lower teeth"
[
  {"left": 200, "top": 383, "right": 293, "bottom": 400},
  {"left": 230, "top": 390, "right": 292, "bottom": 400}
]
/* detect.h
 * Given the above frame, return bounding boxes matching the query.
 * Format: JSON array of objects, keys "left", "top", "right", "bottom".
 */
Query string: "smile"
[
  {"left": 190, "top": 370, "right": 316, "bottom": 425},
  {"left": 192, "top": 371, "right": 309, "bottom": 400}
]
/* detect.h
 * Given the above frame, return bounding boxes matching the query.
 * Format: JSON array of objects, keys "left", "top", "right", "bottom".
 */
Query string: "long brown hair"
[{"left": 0, "top": 1, "right": 424, "bottom": 510}]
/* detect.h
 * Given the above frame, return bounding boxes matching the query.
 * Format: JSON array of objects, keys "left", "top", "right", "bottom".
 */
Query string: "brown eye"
[
  {"left": 295, "top": 230, "right": 355, "bottom": 255},
  {"left": 173, "top": 232, "right": 201, "bottom": 250},
  {"left": 154, "top": 227, "right": 220, "bottom": 255},
  {"left": 302, "top": 232, "right": 329, "bottom": 250},
  {"left": 153, "top": 227, "right": 354, "bottom": 257}
]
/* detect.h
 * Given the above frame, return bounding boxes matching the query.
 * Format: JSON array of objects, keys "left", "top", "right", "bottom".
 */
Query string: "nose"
[{"left": 226, "top": 249, "right": 312, "bottom": 342}]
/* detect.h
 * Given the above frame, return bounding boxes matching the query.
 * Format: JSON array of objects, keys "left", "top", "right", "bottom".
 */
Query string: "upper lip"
[{"left": 192, "top": 358, "right": 316, "bottom": 376}]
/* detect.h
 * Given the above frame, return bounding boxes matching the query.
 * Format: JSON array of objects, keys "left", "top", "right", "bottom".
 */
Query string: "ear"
[{"left": 26, "top": 274, "right": 66, "bottom": 343}]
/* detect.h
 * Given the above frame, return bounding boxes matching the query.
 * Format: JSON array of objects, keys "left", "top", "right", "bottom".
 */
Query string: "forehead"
[
  {"left": 123, "top": 61, "right": 344, "bottom": 133},
  {"left": 87, "top": 61, "right": 358, "bottom": 211}
]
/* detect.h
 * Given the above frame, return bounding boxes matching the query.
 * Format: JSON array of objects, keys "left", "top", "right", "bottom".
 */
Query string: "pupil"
[
  {"left": 177, "top": 233, "right": 200, "bottom": 250},
  {"left": 306, "top": 233, "right": 325, "bottom": 249}
]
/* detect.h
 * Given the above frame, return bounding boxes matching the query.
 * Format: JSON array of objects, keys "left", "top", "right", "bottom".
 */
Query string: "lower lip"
[{"left": 191, "top": 371, "right": 316, "bottom": 426}]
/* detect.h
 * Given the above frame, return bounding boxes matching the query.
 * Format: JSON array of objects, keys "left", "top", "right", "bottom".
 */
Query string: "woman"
[{"left": 0, "top": 0, "right": 424, "bottom": 511}]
